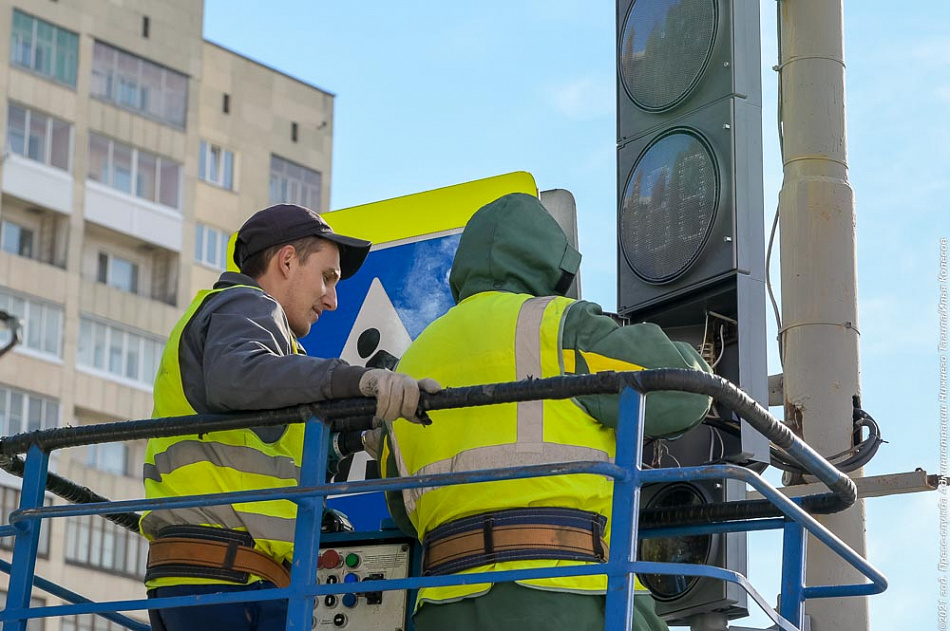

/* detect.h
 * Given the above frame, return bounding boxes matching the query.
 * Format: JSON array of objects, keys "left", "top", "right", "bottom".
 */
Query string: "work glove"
[
  {"left": 362, "top": 428, "right": 384, "bottom": 460},
  {"left": 358, "top": 369, "right": 441, "bottom": 424}
]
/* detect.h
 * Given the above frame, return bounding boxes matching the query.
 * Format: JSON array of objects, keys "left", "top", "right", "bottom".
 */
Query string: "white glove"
[
  {"left": 359, "top": 369, "right": 441, "bottom": 424},
  {"left": 362, "top": 428, "right": 384, "bottom": 460}
]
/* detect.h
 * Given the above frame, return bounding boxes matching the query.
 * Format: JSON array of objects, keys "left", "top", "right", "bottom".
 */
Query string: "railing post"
[
  {"left": 5, "top": 444, "right": 49, "bottom": 631},
  {"left": 780, "top": 514, "right": 808, "bottom": 631},
  {"left": 286, "top": 418, "right": 330, "bottom": 630},
  {"left": 604, "top": 386, "right": 645, "bottom": 630}
]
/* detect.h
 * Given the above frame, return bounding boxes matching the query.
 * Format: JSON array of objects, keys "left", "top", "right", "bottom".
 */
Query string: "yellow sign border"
[
  {"left": 227, "top": 172, "right": 537, "bottom": 271},
  {"left": 322, "top": 171, "right": 538, "bottom": 246}
]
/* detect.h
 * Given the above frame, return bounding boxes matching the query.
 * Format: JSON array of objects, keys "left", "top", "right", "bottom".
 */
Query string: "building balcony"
[
  {"left": 84, "top": 181, "right": 183, "bottom": 253},
  {"left": 1, "top": 153, "right": 73, "bottom": 215},
  {"left": 77, "top": 277, "right": 179, "bottom": 339}
]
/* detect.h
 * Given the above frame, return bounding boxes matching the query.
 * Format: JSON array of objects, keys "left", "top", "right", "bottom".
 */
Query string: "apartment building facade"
[{"left": 0, "top": 1, "right": 335, "bottom": 628}]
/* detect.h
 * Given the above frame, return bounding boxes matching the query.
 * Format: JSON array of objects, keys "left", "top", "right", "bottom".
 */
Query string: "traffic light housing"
[
  {"left": 616, "top": 0, "right": 768, "bottom": 623},
  {"left": 617, "top": 0, "right": 764, "bottom": 320},
  {"left": 638, "top": 480, "right": 749, "bottom": 624}
]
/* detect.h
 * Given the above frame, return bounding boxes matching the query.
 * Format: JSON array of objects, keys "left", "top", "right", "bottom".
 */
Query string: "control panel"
[{"left": 313, "top": 541, "right": 413, "bottom": 630}]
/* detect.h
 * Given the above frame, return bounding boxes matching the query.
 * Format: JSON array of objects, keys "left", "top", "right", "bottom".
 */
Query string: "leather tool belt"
[
  {"left": 422, "top": 507, "right": 608, "bottom": 576},
  {"left": 146, "top": 525, "right": 291, "bottom": 588}
]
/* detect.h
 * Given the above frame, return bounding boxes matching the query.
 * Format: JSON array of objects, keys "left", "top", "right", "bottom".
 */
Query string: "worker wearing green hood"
[{"left": 380, "top": 192, "right": 713, "bottom": 631}]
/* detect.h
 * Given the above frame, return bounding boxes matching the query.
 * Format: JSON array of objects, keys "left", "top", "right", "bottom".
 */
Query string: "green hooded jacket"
[
  {"left": 447, "top": 192, "right": 713, "bottom": 435},
  {"left": 384, "top": 193, "right": 712, "bottom": 631}
]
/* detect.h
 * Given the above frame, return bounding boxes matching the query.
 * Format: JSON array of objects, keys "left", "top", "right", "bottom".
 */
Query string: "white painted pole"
[{"left": 777, "top": 1, "right": 869, "bottom": 630}]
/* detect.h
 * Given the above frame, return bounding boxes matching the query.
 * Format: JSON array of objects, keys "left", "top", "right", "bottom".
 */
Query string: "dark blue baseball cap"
[{"left": 235, "top": 204, "right": 371, "bottom": 279}]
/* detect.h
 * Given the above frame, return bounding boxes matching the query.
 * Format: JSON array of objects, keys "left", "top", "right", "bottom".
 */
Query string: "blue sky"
[{"left": 204, "top": 2, "right": 949, "bottom": 628}]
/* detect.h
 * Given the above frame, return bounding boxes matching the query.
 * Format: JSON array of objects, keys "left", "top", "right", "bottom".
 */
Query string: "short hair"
[{"left": 240, "top": 235, "right": 326, "bottom": 278}]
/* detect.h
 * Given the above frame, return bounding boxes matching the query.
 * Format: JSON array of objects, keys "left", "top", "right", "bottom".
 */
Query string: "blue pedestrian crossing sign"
[{"left": 300, "top": 172, "right": 539, "bottom": 530}]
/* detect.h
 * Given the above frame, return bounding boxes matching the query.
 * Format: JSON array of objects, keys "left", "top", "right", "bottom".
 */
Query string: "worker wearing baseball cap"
[{"left": 141, "top": 203, "right": 440, "bottom": 631}]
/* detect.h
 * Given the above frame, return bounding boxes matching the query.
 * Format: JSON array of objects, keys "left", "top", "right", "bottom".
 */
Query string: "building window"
[
  {"left": 0, "top": 486, "right": 51, "bottom": 559},
  {"left": 87, "top": 133, "right": 181, "bottom": 209},
  {"left": 1, "top": 220, "right": 35, "bottom": 259},
  {"left": 198, "top": 141, "right": 234, "bottom": 190},
  {"left": 10, "top": 9, "right": 78, "bottom": 87},
  {"left": 195, "top": 223, "right": 230, "bottom": 270},
  {"left": 291, "top": 122, "right": 298, "bottom": 143},
  {"left": 77, "top": 316, "right": 163, "bottom": 387},
  {"left": 97, "top": 252, "right": 139, "bottom": 294},
  {"left": 5, "top": 102, "right": 72, "bottom": 171},
  {"left": 0, "top": 590, "right": 47, "bottom": 631},
  {"left": 0, "top": 289, "right": 63, "bottom": 358},
  {"left": 65, "top": 513, "right": 147, "bottom": 578},
  {"left": 90, "top": 40, "right": 187, "bottom": 128},
  {"left": 222, "top": 93, "right": 230, "bottom": 114},
  {"left": 269, "top": 155, "right": 321, "bottom": 211},
  {"left": 85, "top": 442, "right": 131, "bottom": 476},
  {"left": 62, "top": 614, "right": 127, "bottom": 631},
  {"left": 0, "top": 385, "right": 58, "bottom": 437}
]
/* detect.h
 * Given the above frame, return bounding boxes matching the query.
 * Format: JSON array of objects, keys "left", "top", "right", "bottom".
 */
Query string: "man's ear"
[{"left": 275, "top": 244, "right": 297, "bottom": 278}]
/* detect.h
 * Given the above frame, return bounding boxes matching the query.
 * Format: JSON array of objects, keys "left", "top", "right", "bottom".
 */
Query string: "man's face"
[{"left": 282, "top": 241, "right": 341, "bottom": 338}]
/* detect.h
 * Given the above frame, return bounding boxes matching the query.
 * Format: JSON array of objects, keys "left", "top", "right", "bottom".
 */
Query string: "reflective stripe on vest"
[
  {"left": 394, "top": 296, "right": 611, "bottom": 516},
  {"left": 143, "top": 439, "right": 301, "bottom": 484},
  {"left": 141, "top": 284, "right": 304, "bottom": 587},
  {"left": 514, "top": 296, "right": 547, "bottom": 452},
  {"left": 388, "top": 292, "right": 629, "bottom": 603},
  {"left": 141, "top": 504, "right": 297, "bottom": 544}
]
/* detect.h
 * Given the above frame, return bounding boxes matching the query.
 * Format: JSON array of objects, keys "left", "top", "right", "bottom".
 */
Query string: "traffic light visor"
[
  {"left": 619, "top": 0, "right": 718, "bottom": 112},
  {"left": 620, "top": 129, "right": 719, "bottom": 283},
  {"left": 637, "top": 482, "right": 714, "bottom": 600}
]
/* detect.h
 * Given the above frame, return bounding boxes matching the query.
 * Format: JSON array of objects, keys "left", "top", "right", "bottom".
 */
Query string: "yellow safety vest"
[
  {"left": 386, "top": 291, "right": 646, "bottom": 606},
  {"left": 141, "top": 285, "right": 304, "bottom": 588}
]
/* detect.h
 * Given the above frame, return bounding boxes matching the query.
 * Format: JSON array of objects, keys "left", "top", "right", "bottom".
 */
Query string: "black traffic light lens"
[
  {"left": 619, "top": 0, "right": 718, "bottom": 112},
  {"left": 620, "top": 130, "right": 719, "bottom": 283},
  {"left": 637, "top": 483, "right": 713, "bottom": 601}
]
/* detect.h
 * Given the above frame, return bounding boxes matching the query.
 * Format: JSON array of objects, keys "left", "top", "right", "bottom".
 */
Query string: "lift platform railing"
[{"left": 0, "top": 370, "right": 887, "bottom": 631}]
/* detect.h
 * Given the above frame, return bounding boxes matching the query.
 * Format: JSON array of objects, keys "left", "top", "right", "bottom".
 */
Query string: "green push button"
[{"left": 344, "top": 553, "right": 360, "bottom": 568}]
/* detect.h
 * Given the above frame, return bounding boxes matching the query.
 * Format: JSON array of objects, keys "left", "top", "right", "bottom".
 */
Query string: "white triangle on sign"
[
  {"left": 340, "top": 277, "right": 412, "bottom": 369},
  {"left": 335, "top": 278, "right": 412, "bottom": 486}
]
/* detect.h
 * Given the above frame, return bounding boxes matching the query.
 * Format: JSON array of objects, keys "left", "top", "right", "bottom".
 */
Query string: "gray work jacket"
[{"left": 177, "top": 271, "right": 368, "bottom": 414}]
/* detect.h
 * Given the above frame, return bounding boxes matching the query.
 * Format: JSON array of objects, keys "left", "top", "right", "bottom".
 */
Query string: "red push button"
[{"left": 320, "top": 549, "right": 342, "bottom": 569}]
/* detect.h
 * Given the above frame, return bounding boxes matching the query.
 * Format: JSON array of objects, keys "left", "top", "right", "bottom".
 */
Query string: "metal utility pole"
[{"left": 777, "top": 1, "right": 869, "bottom": 631}]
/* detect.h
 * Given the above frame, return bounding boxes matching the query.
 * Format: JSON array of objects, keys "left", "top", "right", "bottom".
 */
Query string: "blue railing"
[{"left": 0, "top": 375, "right": 886, "bottom": 631}]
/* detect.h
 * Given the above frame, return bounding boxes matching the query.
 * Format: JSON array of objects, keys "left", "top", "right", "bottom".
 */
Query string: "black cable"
[
  {"left": 0, "top": 310, "right": 22, "bottom": 359},
  {"left": 0, "top": 370, "right": 860, "bottom": 532},
  {"left": 0, "top": 454, "right": 141, "bottom": 531},
  {"left": 0, "top": 372, "right": 627, "bottom": 455},
  {"left": 639, "top": 491, "right": 845, "bottom": 531},
  {"left": 706, "top": 396, "right": 884, "bottom": 475}
]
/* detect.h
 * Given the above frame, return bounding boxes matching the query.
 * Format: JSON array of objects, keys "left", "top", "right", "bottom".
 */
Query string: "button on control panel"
[{"left": 313, "top": 542, "right": 411, "bottom": 630}]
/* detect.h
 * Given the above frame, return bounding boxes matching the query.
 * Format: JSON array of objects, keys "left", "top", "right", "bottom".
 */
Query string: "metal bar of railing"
[
  {"left": 604, "top": 387, "right": 645, "bottom": 629},
  {"left": 638, "top": 464, "right": 888, "bottom": 599},
  {"left": 781, "top": 516, "right": 808, "bottom": 630},
  {"left": 0, "top": 370, "right": 857, "bottom": 513},
  {"left": 286, "top": 420, "right": 328, "bottom": 629},
  {"left": 8, "top": 462, "right": 626, "bottom": 524},
  {"left": 0, "top": 559, "right": 150, "bottom": 631},
  {"left": 0, "top": 374, "right": 886, "bottom": 631},
  {"left": 5, "top": 445, "right": 48, "bottom": 631},
  {"left": 0, "top": 562, "right": 792, "bottom": 627},
  {"left": 1, "top": 445, "right": 887, "bottom": 627},
  {"left": 2, "top": 462, "right": 887, "bottom": 598}
]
